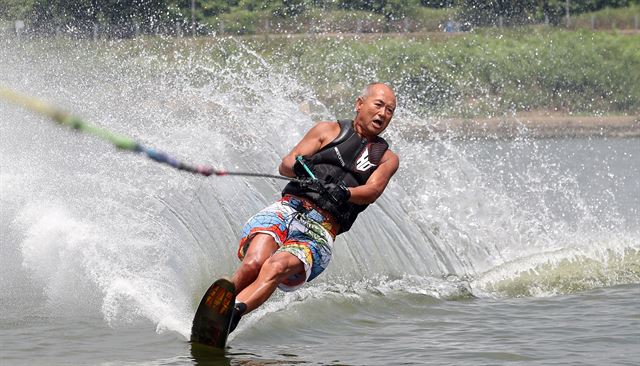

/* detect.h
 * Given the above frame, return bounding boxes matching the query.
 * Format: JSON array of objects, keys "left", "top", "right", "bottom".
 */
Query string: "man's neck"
[{"left": 352, "top": 119, "right": 376, "bottom": 141}]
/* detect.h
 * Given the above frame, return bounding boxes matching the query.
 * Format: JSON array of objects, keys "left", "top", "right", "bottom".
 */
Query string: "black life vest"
[{"left": 282, "top": 120, "right": 389, "bottom": 233}]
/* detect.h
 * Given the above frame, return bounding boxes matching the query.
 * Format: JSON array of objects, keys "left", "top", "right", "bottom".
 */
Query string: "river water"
[{"left": 1, "top": 37, "right": 638, "bottom": 366}]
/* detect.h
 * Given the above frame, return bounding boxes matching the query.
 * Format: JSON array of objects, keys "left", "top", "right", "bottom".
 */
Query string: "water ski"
[{"left": 190, "top": 278, "right": 236, "bottom": 349}]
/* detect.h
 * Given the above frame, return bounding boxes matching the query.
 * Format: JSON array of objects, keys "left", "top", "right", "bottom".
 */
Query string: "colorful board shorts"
[{"left": 237, "top": 195, "right": 338, "bottom": 292}]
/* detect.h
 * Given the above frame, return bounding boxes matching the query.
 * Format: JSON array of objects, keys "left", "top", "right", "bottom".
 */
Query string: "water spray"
[{"left": 0, "top": 87, "right": 294, "bottom": 182}]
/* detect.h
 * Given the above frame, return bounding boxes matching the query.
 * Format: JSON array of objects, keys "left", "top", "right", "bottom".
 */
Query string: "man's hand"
[
  {"left": 296, "top": 178, "right": 350, "bottom": 206},
  {"left": 292, "top": 156, "right": 315, "bottom": 178},
  {"left": 279, "top": 122, "right": 341, "bottom": 178},
  {"left": 297, "top": 177, "right": 325, "bottom": 193},
  {"left": 323, "top": 181, "right": 351, "bottom": 205}
]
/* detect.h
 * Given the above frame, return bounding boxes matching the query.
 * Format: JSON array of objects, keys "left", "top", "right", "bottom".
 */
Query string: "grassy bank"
[
  {"left": 200, "top": 5, "right": 640, "bottom": 35},
  {"left": 25, "top": 27, "right": 639, "bottom": 121},
  {"left": 572, "top": 4, "right": 640, "bottom": 30},
  {"left": 203, "top": 29, "right": 639, "bottom": 118},
  {"left": 209, "top": 7, "right": 457, "bottom": 35}
]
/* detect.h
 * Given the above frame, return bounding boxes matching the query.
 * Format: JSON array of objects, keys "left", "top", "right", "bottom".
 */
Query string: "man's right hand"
[
  {"left": 297, "top": 177, "right": 325, "bottom": 193},
  {"left": 292, "top": 156, "right": 315, "bottom": 178}
]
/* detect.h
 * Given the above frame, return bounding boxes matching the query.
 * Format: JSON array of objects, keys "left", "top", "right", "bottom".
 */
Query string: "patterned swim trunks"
[{"left": 237, "top": 195, "right": 338, "bottom": 291}]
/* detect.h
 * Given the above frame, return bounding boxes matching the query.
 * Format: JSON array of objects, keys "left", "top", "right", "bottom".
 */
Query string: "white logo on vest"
[
  {"left": 334, "top": 147, "right": 346, "bottom": 167},
  {"left": 355, "top": 148, "right": 377, "bottom": 171}
]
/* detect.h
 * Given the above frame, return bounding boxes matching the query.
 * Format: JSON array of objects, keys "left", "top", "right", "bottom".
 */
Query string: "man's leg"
[
  {"left": 231, "top": 233, "right": 279, "bottom": 293},
  {"left": 236, "top": 251, "right": 305, "bottom": 313}
]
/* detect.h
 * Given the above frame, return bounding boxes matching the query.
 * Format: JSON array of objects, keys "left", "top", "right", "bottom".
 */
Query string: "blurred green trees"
[
  {"left": 458, "top": 0, "right": 640, "bottom": 26},
  {"left": 1, "top": 0, "right": 638, "bottom": 33}
]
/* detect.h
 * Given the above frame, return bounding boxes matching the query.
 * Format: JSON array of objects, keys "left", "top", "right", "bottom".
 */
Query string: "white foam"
[{"left": 2, "top": 37, "right": 638, "bottom": 342}]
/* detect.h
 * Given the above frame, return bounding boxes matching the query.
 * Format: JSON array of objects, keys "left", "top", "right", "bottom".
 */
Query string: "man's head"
[{"left": 354, "top": 83, "right": 396, "bottom": 139}]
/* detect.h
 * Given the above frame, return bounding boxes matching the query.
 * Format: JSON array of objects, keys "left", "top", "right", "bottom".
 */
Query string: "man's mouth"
[{"left": 372, "top": 118, "right": 383, "bottom": 128}]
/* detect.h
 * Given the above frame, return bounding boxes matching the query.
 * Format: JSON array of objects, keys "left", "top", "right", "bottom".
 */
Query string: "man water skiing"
[{"left": 228, "top": 82, "right": 399, "bottom": 332}]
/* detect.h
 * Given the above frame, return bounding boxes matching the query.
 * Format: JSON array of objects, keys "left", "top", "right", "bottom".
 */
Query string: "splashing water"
[{"left": 1, "top": 36, "right": 638, "bottom": 340}]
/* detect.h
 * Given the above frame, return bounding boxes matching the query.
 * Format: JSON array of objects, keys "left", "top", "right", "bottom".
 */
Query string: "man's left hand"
[{"left": 323, "top": 181, "right": 351, "bottom": 205}]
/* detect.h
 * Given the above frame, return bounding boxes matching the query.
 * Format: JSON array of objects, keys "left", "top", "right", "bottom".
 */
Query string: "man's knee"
[
  {"left": 263, "top": 257, "right": 287, "bottom": 275},
  {"left": 240, "top": 235, "right": 277, "bottom": 267},
  {"left": 239, "top": 256, "right": 264, "bottom": 275},
  {"left": 261, "top": 254, "right": 303, "bottom": 282}
]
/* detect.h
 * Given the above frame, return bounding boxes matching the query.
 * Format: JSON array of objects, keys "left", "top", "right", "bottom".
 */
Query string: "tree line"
[{"left": 1, "top": 0, "right": 638, "bottom": 35}]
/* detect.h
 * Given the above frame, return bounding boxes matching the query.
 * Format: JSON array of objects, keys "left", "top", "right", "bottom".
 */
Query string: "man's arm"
[
  {"left": 348, "top": 150, "right": 399, "bottom": 205},
  {"left": 279, "top": 122, "right": 340, "bottom": 178}
]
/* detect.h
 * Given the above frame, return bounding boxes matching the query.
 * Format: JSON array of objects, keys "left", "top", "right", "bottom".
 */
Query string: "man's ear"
[{"left": 355, "top": 97, "right": 363, "bottom": 113}]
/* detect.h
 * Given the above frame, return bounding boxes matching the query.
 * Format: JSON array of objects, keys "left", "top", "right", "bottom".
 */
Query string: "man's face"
[{"left": 355, "top": 85, "right": 396, "bottom": 137}]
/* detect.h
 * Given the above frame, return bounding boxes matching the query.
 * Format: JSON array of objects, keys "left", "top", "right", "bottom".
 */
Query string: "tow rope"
[{"left": 0, "top": 87, "right": 294, "bottom": 181}]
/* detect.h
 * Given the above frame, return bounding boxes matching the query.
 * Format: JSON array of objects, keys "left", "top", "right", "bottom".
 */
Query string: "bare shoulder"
[
  {"left": 363, "top": 148, "right": 399, "bottom": 198},
  {"left": 313, "top": 121, "right": 341, "bottom": 133},
  {"left": 286, "top": 121, "right": 341, "bottom": 159},
  {"left": 382, "top": 148, "right": 399, "bottom": 164},
  {"left": 380, "top": 149, "right": 399, "bottom": 174},
  {"left": 311, "top": 121, "right": 341, "bottom": 147}
]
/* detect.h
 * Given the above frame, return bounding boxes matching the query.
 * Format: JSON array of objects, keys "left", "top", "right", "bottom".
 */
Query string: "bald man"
[{"left": 229, "top": 83, "right": 399, "bottom": 331}]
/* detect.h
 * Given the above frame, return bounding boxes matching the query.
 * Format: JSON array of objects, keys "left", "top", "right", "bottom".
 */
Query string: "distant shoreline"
[{"left": 419, "top": 113, "right": 640, "bottom": 138}]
